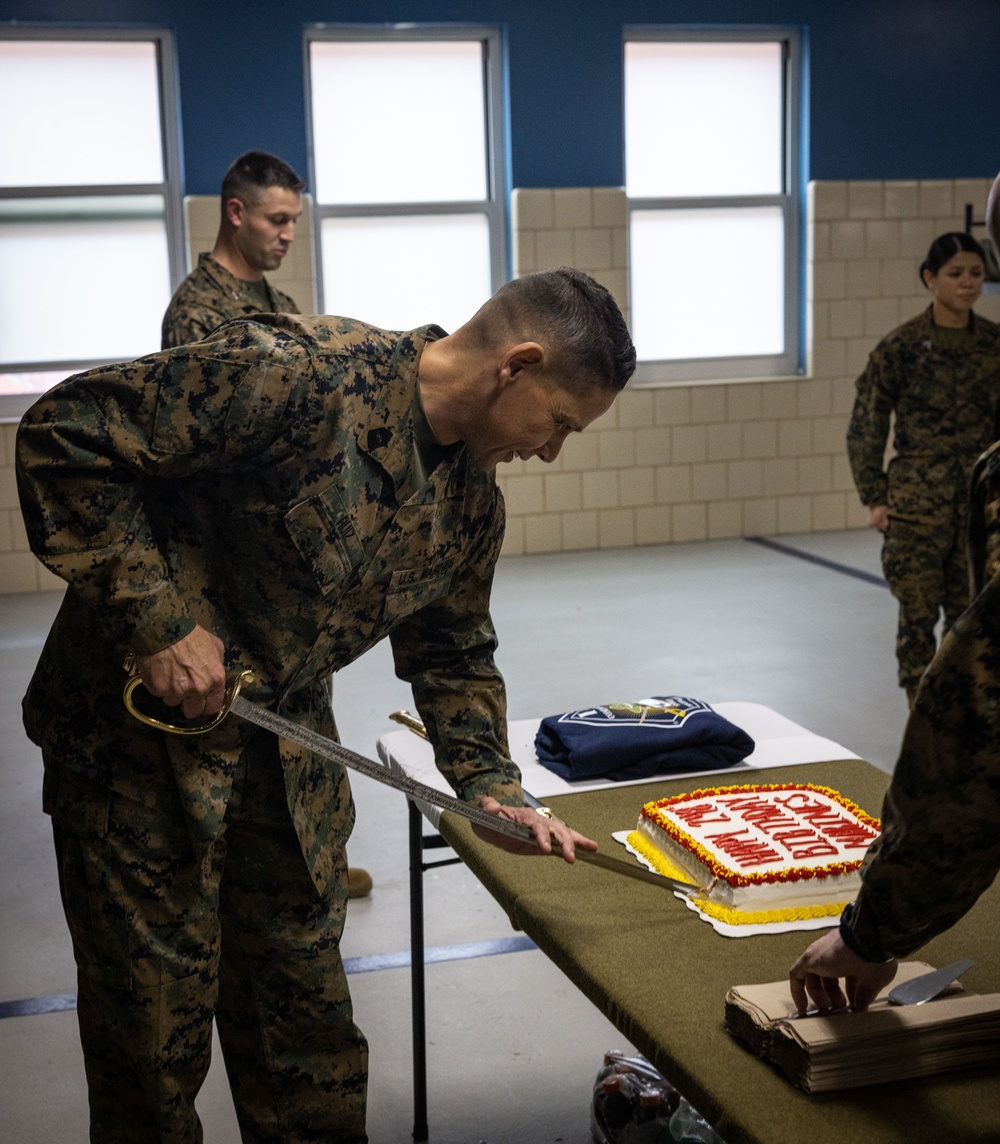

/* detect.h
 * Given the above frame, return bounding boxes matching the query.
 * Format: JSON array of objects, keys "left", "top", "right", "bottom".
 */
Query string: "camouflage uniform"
[
  {"left": 847, "top": 305, "right": 1000, "bottom": 695},
  {"left": 161, "top": 252, "right": 300, "bottom": 349},
  {"left": 968, "top": 439, "right": 1000, "bottom": 594},
  {"left": 16, "top": 314, "right": 524, "bottom": 1142},
  {"left": 841, "top": 439, "right": 1000, "bottom": 959}
]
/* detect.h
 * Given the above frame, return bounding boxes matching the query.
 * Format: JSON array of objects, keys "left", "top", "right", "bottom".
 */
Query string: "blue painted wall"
[{"left": 2, "top": 0, "right": 998, "bottom": 194}]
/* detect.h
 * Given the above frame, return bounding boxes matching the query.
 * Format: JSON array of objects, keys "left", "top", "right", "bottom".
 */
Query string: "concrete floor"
[{"left": 0, "top": 529, "right": 910, "bottom": 1143}]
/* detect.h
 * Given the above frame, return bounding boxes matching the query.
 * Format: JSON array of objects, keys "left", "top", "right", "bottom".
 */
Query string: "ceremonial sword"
[{"left": 122, "top": 659, "right": 700, "bottom": 895}]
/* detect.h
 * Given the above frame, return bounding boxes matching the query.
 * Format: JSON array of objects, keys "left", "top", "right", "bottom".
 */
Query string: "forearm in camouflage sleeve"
[
  {"left": 845, "top": 576, "right": 1000, "bottom": 958},
  {"left": 846, "top": 350, "right": 896, "bottom": 507},
  {"left": 389, "top": 516, "right": 524, "bottom": 807},
  {"left": 969, "top": 441, "right": 1000, "bottom": 596},
  {"left": 15, "top": 339, "right": 299, "bottom": 653}
]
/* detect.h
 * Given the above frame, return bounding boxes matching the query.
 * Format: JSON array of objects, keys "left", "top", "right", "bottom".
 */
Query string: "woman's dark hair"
[{"left": 920, "top": 232, "right": 986, "bottom": 285}]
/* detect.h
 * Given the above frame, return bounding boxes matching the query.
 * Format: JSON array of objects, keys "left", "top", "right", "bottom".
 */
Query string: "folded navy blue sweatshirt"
[{"left": 533, "top": 696, "right": 755, "bottom": 782}]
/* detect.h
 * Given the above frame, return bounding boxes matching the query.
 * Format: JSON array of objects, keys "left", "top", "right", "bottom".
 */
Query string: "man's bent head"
[{"left": 464, "top": 267, "right": 637, "bottom": 396}]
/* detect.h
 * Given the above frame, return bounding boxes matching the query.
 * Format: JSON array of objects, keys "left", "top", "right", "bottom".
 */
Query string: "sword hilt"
[
  {"left": 388, "top": 709, "right": 429, "bottom": 739},
  {"left": 122, "top": 653, "right": 254, "bottom": 735}
]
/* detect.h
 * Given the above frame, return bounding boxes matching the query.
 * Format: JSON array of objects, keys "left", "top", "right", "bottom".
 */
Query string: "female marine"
[{"left": 847, "top": 231, "right": 1000, "bottom": 702}]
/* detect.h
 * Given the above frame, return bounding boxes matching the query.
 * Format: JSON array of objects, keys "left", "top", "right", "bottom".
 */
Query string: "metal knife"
[
  {"left": 886, "top": 957, "right": 975, "bottom": 1006},
  {"left": 122, "top": 666, "right": 702, "bottom": 895}
]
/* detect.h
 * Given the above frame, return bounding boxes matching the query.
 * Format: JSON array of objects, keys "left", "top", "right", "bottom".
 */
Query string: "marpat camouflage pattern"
[
  {"left": 16, "top": 313, "right": 525, "bottom": 1141},
  {"left": 161, "top": 252, "right": 301, "bottom": 348},
  {"left": 845, "top": 436, "right": 1000, "bottom": 960},
  {"left": 847, "top": 305, "right": 1000, "bottom": 691}
]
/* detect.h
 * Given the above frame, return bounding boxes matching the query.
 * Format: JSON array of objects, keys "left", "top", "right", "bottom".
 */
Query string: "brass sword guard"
[
  {"left": 388, "top": 709, "right": 429, "bottom": 739},
  {"left": 122, "top": 652, "right": 254, "bottom": 735}
]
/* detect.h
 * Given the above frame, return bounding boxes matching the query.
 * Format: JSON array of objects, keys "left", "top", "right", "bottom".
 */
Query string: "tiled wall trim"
[{"left": 4, "top": 180, "right": 999, "bottom": 590}]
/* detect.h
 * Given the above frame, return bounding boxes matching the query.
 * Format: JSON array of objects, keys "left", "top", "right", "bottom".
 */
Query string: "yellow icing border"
[
  {"left": 627, "top": 829, "right": 697, "bottom": 885},
  {"left": 695, "top": 897, "right": 848, "bottom": 925},
  {"left": 626, "top": 828, "right": 850, "bottom": 926}
]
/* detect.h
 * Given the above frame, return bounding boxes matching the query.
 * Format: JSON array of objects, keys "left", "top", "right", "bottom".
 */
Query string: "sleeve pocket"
[{"left": 285, "top": 489, "right": 367, "bottom": 595}]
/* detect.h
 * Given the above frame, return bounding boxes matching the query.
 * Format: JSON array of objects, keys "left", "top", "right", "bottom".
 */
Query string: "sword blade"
[{"left": 232, "top": 696, "right": 697, "bottom": 894}]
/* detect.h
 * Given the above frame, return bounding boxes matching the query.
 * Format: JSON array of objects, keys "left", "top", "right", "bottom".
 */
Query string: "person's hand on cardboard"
[{"left": 790, "top": 928, "right": 898, "bottom": 1013}]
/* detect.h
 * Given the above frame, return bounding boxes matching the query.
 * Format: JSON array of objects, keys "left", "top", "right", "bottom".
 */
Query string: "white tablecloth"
[{"left": 376, "top": 701, "right": 859, "bottom": 828}]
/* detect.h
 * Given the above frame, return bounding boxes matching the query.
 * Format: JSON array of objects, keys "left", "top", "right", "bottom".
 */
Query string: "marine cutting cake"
[{"left": 627, "top": 783, "right": 881, "bottom": 925}]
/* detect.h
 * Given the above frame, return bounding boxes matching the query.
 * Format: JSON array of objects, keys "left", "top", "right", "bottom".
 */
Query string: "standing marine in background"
[
  {"left": 160, "top": 150, "right": 373, "bottom": 897},
  {"left": 161, "top": 150, "right": 304, "bottom": 350},
  {"left": 846, "top": 231, "right": 1000, "bottom": 703}
]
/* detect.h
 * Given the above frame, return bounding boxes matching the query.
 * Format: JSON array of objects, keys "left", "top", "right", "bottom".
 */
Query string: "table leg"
[{"left": 408, "top": 797, "right": 430, "bottom": 1143}]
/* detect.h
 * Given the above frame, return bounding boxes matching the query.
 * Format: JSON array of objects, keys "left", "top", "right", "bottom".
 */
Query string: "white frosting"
[{"left": 638, "top": 785, "right": 880, "bottom": 912}]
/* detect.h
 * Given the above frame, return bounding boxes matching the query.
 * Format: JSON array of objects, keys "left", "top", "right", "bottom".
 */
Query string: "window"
[
  {"left": 0, "top": 29, "right": 183, "bottom": 417},
  {"left": 624, "top": 30, "right": 802, "bottom": 383},
  {"left": 306, "top": 27, "right": 506, "bottom": 334}
]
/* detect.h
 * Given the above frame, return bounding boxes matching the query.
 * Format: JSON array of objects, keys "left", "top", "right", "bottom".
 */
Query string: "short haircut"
[
  {"left": 920, "top": 231, "right": 986, "bottom": 283},
  {"left": 220, "top": 151, "right": 305, "bottom": 208},
  {"left": 469, "top": 267, "right": 636, "bottom": 393}
]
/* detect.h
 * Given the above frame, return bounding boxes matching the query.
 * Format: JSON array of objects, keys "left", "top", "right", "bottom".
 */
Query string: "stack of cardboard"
[{"left": 725, "top": 962, "right": 1000, "bottom": 1092}]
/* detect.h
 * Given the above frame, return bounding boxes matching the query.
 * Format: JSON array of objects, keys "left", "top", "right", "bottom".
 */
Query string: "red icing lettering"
[
  {"left": 705, "top": 829, "right": 782, "bottom": 868},
  {"left": 672, "top": 802, "right": 732, "bottom": 827},
  {"left": 770, "top": 828, "right": 822, "bottom": 845},
  {"left": 713, "top": 796, "right": 797, "bottom": 832},
  {"left": 742, "top": 808, "right": 798, "bottom": 832},
  {"left": 716, "top": 796, "right": 770, "bottom": 811},
  {"left": 772, "top": 793, "right": 829, "bottom": 813},
  {"left": 794, "top": 808, "right": 852, "bottom": 829},
  {"left": 791, "top": 842, "right": 839, "bottom": 859},
  {"left": 821, "top": 822, "right": 878, "bottom": 849}
]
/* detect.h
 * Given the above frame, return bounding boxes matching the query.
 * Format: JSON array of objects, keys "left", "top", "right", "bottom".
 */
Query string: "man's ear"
[
  {"left": 499, "top": 341, "right": 545, "bottom": 386},
  {"left": 224, "top": 197, "right": 247, "bottom": 229}
]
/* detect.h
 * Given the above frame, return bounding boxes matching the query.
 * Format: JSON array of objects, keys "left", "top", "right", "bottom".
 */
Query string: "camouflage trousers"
[
  {"left": 882, "top": 491, "right": 970, "bottom": 696},
  {"left": 47, "top": 733, "right": 368, "bottom": 1144}
]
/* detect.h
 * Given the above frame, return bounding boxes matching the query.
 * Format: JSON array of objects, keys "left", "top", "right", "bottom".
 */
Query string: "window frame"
[
  {"left": 623, "top": 26, "right": 803, "bottom": 386},
  {"left": 303, "top": 23, "right": 509, "bottom": 315},
  {"left": 0, "top": 25, "right": 184, "bottom": 420}
]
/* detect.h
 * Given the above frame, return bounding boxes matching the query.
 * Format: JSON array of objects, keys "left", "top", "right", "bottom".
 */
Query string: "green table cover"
[{"left": 437, "top": 759, "right": 1000, "bottom": 1144}]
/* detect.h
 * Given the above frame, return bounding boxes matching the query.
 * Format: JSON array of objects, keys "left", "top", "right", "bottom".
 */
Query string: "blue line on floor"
[
  {"left": 344, "top": 934, "right": 537, "bottom": 974},
  {"left": 0, "top": 992, "right": 77, "bottom": 1018},
  {"left": 0, "top": 936, "right": 539, "bottom": 1019},
  {"left": 746, "top": 536, "right": 889, "bottom": 588}
]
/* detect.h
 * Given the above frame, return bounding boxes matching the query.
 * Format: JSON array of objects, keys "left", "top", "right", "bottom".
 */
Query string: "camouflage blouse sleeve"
[
  {"left": 843, "top": 574, "right": 1000, "bottom": 958},
  {"left": 16, "top": 330, "right": 304, "bottom": 655},
  {"left": 969, "top": 441, "right": 1000, "bottom": 596},
  {"left": 388, "top": 495, "right": 524, "bottom": 807},
  {"left": 846, "top": 340, "right": 899, "bottom": 507}
]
